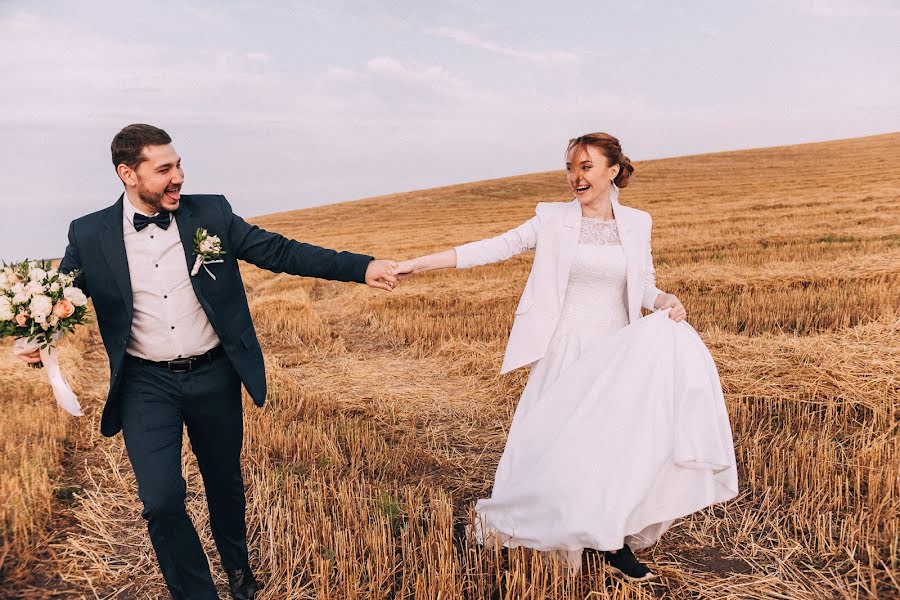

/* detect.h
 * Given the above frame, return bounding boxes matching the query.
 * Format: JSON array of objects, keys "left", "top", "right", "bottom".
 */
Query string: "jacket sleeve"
[
  {"left": 641, "top": 214, "right": 665, "bottom": 310},
  {"left": 454, "top": 208, "right": 540, "bottom": 269},
  {"left": 223, "top": 197, "right": 373, "bottom": 283},
  {"left": 58, "top": 221, "right": 90, "bottom": 298}
]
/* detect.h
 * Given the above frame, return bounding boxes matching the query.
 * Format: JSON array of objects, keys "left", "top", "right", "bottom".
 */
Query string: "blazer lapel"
[
  {"left": 611, "top": 190, "right": 641, "bottom": 321},
  {"left": 557, "top": 199, "right": 582, "bottom": 300},
  {"left": 174, "top": 202, "right": 217, "bottom": 320},
  {"left": 99, "top": 195, "right": 133, "bottom": 320}
]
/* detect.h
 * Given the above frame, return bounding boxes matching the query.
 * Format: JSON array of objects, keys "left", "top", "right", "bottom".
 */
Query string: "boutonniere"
[{"left": 191, "top": 228, "right": 226, "bottom": 280}]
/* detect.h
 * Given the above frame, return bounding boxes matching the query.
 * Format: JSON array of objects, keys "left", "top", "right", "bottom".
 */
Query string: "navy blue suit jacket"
[{"left": 59, "top": 194, "right": 373, "bottom": 437}]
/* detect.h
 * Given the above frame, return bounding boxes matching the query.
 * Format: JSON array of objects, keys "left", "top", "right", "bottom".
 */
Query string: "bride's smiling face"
[{"left": 566, "top": 144, "right": 619, "bottom": 205}]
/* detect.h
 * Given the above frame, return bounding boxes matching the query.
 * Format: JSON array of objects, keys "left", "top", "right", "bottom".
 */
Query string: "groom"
[{"left": 16, "top": 124, "right": 399, "bottom": 599}]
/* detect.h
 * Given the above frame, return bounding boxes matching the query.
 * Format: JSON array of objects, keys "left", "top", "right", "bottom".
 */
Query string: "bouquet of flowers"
[{"left": 0, "top": 259, "right": 89, "bottom": 416}]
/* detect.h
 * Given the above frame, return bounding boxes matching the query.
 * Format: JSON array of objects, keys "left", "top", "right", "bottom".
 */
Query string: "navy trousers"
[{"left": 119, "top": 350, "right": 248, "bottom": 599}]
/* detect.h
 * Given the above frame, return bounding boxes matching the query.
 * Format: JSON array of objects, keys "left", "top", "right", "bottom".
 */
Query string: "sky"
[{"left": 1, "top": 0, "right": 898, "bottom": 261}]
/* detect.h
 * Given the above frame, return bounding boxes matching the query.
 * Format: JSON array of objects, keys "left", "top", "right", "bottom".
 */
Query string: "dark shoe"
[
  {"left": 602, "top": 544, "right": 658, "bottom": 582},
  {"left": 226, "top": 567, "right": 259, "bottom": 600}
]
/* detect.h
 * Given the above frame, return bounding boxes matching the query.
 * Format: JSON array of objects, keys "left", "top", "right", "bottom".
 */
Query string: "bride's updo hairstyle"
[{"left": 566, "top": 132, "right": 635, "bottom": 188}]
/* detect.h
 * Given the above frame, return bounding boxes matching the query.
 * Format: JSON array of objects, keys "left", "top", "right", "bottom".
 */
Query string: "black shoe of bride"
[{"left": 602, "top": 544, "right": 659, "bottom": 582}]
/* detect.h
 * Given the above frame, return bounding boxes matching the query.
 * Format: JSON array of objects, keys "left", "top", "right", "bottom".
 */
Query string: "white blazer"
[{"left": 455, "top": 188, "right": 665, "bottom": 374}]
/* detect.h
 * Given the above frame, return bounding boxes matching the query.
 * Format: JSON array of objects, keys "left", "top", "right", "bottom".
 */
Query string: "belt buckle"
[{"left": 168, "top": 358, "right": 193, "bottom": 373}]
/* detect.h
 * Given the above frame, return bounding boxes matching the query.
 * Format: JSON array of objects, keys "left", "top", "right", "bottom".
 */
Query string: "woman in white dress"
[{"left": 394, "top": 133, "right": 739, "bottom": 582}]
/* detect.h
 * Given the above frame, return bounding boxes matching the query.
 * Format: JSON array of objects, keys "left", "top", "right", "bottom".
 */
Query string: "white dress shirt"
[{"left": 122, "top": 194, "right": 220, "bottom": 361}]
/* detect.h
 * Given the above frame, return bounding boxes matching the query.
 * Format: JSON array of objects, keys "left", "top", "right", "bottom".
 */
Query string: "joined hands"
[
  {"left": 365, "top": 259, "right": 401, "bottom": 291},
  {"left": 366, "top": 258, "right": 424, "bottom": 292}
]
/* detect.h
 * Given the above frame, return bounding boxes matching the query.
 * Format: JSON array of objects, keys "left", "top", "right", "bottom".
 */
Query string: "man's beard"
[
  {"left": 136, "top": 182, "right": 179, "bottom": 213},
  {"left": 137, "top": 187, "right": 166, "bottom": 213}
]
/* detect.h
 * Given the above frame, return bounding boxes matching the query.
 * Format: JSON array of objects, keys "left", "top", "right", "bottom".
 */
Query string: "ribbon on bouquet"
[
  {"left": 13, "top": 332, "right": 84, "bottom": 417},
  {"left": 191, "top": 256, "right": 224, "bottom": 280}
]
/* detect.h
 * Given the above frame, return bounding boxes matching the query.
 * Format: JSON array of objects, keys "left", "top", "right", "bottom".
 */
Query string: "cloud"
[
  {"left": 326, "top": 65, "right": 360, "bottom": 83},
  {"left": 366, "top": 56, "right": 465, "bottom": 90},
  {"left": 322, "top": 55, "right": 478, "bottom": 118},
  {"left": 428, "top": 26, "right": 580, "bottom": 66}
]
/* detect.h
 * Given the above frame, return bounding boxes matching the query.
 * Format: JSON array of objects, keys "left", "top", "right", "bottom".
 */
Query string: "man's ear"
[{"left": 117, "top": 163, "right": 136, "bottom": 186}]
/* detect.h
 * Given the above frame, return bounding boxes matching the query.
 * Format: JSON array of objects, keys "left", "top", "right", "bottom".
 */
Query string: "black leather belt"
[{"left": 125, "top": 345, "right": 225, "bottom": 373}]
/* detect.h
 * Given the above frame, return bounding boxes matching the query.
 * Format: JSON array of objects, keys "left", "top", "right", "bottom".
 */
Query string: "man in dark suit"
[{"left": 16, "top": 124, "right": 398, "bottom": 599}]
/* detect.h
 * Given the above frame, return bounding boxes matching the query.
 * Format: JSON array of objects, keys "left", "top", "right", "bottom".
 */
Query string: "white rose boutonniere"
[{"left": 191, "top": 228, "right": 226, "bottom": 280}]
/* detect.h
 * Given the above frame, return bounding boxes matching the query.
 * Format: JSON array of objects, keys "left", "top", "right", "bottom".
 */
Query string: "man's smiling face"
[{"left": 123, "top": 144, "right": 184, "bottom": 213}]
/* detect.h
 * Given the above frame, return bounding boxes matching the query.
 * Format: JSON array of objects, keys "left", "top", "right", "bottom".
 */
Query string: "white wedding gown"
[{"left": 474, "top": 216, "right": 739, "bottom": 566}]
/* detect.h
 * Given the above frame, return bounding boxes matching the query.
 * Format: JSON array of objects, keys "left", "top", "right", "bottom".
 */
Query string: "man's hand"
[
  {"left": 365, "top": 259, "right": 400, "bottom": 291},
  {"left": 654, "top": 293, "right": 687, "bottom": 322}
]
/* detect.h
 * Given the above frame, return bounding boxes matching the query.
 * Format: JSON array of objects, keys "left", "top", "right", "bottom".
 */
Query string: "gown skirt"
[{"left": 473, "top": 304, "right": 739, "bottom": 566}]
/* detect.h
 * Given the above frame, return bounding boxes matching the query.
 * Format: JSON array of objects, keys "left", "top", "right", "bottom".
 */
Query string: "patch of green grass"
[{"left": 377, "top": 491, "right": 403, "bottom": 536}]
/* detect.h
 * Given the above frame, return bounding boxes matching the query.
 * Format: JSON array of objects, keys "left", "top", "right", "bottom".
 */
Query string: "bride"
[{"left": 393, "top": 132, "right": 738, "bottom": 582}]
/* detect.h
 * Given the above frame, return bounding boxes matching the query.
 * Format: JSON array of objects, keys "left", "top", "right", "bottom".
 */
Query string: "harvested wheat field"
[{"left": 1, "top": 132, "right": 899, "bottom": 599}]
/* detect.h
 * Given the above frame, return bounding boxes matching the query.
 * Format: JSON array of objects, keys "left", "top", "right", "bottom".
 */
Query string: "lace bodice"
[
  {"left": 555, "top": 217, "right": 629, "bottom": 338},
  {"left": 578, "top": 216, "right": 621, "bottom": 246}
]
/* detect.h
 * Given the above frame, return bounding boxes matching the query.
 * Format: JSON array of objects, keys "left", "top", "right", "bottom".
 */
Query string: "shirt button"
[
  {"left": 163, "top": 295, "right": 168, "bottom": 299},
  {"left": 155, "top": 264, "right": 159, "bottom": 268},
  {"left": 170, "top": 326, "right": 175, "bottom": 330},
  {"left": 150, "top": 235, "right": 154, "bottom": 239}
]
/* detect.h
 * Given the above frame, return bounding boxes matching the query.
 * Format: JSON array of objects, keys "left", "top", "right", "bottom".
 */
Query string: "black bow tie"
[{"left": 133, "top": 212, "right": 172, "bottom": 231}]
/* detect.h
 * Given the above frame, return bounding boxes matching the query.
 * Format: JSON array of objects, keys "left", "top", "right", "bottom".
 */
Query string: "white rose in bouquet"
[
  {"left": 11, "top": 283, "right": 28, "bottom": 305},
  {"left": 29, "top": 267, "right": 47, "bottom": 282},
  {"left": 29, "top": 294, "right": 53, "bottom": 321},
  {"left": 0, "top": 296, "right": 13, "bottom": 321},
  {"left": 4, "top": 270, "right": 20, "bottom": 288},
  {"left": 49, "top": 282, "right": 60, "bottom": 292},
  {"left": 0, "top": 272, "right": 8, "bottom": 290},
  {"left": 47, "top": 268, "right": 59, "bottom": 279},
  {"left": 63, "top": 287, "right": 88, "bottom": 307},
  {"left": 25, "top": 280, "right": 45, "bottom": 298}
]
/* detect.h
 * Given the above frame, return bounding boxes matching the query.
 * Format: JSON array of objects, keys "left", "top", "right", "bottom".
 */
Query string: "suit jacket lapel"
[
  {"left": 100, "top": 195, "right": 133, "bottom": 320},
  {"left": 557, "top": 199, "right": 581, "bottom": 299},
  {"left": 174, "top": 201, "right": 216, "bottom": 320},
  {"left": 611, "top": 192, "right": 641, "bottom": 320}
]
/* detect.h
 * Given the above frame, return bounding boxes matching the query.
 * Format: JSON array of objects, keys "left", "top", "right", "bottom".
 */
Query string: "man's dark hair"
[{"left": 111, "top": 124, "right": 172, "bottom": 172}]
